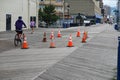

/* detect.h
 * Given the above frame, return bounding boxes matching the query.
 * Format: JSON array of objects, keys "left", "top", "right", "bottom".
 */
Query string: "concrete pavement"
[
  {"left": 0, "top": 48, "right": 77, "bottom": 80},
  {"left": 0, "top": 24, "right": 119, "bottom": 80},
  {"left": 34, "top": 24, "right": 119, "bottom": 80}
]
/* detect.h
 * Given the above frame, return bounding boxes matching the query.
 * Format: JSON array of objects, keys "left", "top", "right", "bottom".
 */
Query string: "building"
[
  {"left": 0, "top": 0, "right": 39, "bottom": 32},
  {"left": 103, "top": 5, "right": 111, "bottom": 17},
  {"left": 103, "top": 5, "right": 111, "bottom": 23},
  {"left": 65, "top": 0, "right": 103, "bottom": 24},
  {"left": 39, "top": 0, "right": 103, "bottom": 26},
  {"left": 117, "top": 0, "right": 120, "bottom": 28}
]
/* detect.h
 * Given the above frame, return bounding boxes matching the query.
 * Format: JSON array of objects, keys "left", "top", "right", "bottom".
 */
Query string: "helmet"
[{"left": 18, "top": 16, "right": 22, "bottom": 19}]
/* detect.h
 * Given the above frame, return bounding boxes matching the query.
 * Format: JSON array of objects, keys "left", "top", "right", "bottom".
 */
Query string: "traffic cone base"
[
  {"left": 67, "top": 41, "right": 74, "bottom": 47},
  {"left": 49, "top": 42, "right": 56, "bottom": 48},
  {"left": 21, "top": 41, "right": 29, "bottom": 49},
  {"left": 67, "top": 36, "right": 74, "bottom": 47},
  {"left": 82, "top": 40, "right": 86, "bottom": 43},
  {"left": 57, "top": 34, "right": 61, "bottom": 38},
  {"left": 81, "top": 37, "right": 86, "bottom": 43},
  {"left": 42, "top": 38, "right": 47, "bottom": 42}
]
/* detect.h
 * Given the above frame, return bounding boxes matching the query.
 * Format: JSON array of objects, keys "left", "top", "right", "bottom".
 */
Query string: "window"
[{"left": 56, "top": 0, "right": 62, "bottom": 2}]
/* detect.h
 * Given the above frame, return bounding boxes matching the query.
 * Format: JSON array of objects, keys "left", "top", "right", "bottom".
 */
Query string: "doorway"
[{"left": 6, "top": 14, "right": 11, "bottom": 31}]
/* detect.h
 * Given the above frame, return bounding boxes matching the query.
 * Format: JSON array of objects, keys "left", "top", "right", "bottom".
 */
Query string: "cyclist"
[{"left": 15, "top": 16, "right": 27, "bottom": 39}]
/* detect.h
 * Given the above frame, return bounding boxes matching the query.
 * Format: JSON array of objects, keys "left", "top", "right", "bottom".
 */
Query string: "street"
[{"left": 0, "top": 24, "right": 119, "bottom": 80}]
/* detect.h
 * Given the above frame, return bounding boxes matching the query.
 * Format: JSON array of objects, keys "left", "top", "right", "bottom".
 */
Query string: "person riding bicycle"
[{"left": 15, "top": 16, "right": 27, "bottom": 39}]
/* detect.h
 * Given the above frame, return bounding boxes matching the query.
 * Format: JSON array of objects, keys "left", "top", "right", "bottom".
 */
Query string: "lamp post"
[{"left": 66, "top": 4, "right": 70, "bottom": 27}]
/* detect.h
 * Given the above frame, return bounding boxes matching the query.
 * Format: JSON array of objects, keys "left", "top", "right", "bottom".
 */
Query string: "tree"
[
  {"left": 41, "top": 5, "right": 59, "bottom": 27},
  {"left": 38, "top": 8, "right": 43, "bottom": 21}
]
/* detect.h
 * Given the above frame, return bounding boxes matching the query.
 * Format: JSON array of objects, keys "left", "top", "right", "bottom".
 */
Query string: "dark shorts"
[
  {"left": 30, "top": 26, "right": 34, "bottom": 28},
  {"left": 16, "top": 30, "right": 23, "bottom": 34}
]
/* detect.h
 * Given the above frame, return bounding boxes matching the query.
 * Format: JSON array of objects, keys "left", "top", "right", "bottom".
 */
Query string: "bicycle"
[{"left": 14, "top": 30, "right": 25, "bottom": 46}]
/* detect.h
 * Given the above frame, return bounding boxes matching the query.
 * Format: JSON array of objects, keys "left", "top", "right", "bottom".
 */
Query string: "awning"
[{"left": 95, "top": 13, "right": 103, "bottom": 19}]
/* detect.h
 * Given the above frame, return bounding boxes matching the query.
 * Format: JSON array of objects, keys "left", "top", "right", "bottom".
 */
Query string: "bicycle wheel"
[{"left": 14, "top": 34, "right": 22, "bottom": 46}]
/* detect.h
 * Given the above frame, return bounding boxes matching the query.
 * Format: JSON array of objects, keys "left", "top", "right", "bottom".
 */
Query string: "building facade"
[
  {"left": 0, "top": 0, "right": 39, "bottom": 32},
  {"left": 65, "top": 0, "right": 103, "bottom": 23},
  {"left": 39, "top": 0, "right": 103, "bottom": 26}
]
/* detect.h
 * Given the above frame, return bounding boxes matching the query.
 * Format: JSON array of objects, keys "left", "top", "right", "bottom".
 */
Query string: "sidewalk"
[
  {"left": 0, "top": 24, "right": 119, "bottom": 80},
  {"left": 34, "top": 24, "right": 119, "bottom": 80}
]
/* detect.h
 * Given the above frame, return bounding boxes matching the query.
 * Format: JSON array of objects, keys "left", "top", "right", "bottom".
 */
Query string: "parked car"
[
  {"left": 38, "top": 21, "right": 46, "bottom": 27},
  {"left": 84, "top": 19, "right": 91, "bottom": 26}
]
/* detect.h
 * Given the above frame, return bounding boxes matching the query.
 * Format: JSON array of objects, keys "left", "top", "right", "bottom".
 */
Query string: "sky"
[{"left": 103, "top": 0, "right": 117, "bottom": 7}]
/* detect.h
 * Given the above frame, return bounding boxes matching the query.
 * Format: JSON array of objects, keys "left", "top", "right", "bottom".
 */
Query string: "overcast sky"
[{"left": 103, "top": 0, "right": 117, "bottom": 7}]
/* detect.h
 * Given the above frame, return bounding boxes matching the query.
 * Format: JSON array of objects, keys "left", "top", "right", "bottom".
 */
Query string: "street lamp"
[{"left": 66, "top": 4, "right": 70, "bottom": 27}]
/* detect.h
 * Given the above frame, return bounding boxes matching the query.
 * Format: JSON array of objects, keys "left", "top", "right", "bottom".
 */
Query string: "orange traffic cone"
[
  {"left": 50, "top": 31, "right": 54, "bottom": 39},
  {"left": 83, "top": 31, "right": 86, "bottom": 39},
  {"left": 81, "top": 35, "right": 86, "bottom": 43},
  {"left": 67, "top": 34, "right": 74, "bottom": 47},
  {"left": 57, "top": 30, "right": 61, "bottom": 38},
  {"left": 84, "top": 31, "right": 88, "bottom": 40},
  {"left": 76, "top": 29, "right": 80, "bottom": 37},
  {"left": 42, "top": 32, "right": 47, "bottom": 42},
  {"left": 21, "top": 34, "right": 29, "bottom": 49},
  {"left": 49, "top": 37, "right": 56, "bottom": 48}
]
